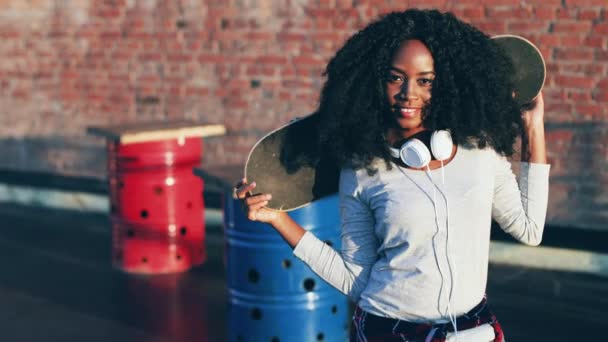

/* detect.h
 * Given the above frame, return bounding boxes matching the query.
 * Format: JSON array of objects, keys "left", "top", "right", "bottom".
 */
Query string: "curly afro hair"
[{"left": 315, "top": 9, "right": 523, "bottom": 172}]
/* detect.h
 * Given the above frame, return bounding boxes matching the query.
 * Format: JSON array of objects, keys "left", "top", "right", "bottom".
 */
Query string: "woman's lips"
[{"left": 397, "top": 107, "right": 420, "bottom": 118}]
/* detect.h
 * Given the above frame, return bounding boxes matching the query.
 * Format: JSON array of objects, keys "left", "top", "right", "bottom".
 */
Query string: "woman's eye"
[
  {"left": 418, "top": 78, "right": 434, "bottom": 86},
  {"left": 387, "top": 74, "right": 403, "bottom": 83}
]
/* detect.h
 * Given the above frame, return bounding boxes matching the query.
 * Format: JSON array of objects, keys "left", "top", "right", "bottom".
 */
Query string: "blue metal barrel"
[{"left": 224, "top": 194, "right": 349, "bottom": 342}]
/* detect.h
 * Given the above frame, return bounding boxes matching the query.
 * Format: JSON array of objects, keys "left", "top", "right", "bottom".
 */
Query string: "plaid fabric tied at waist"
[{"left": 351, "top": 297, "right": 504, "bottom": 342}]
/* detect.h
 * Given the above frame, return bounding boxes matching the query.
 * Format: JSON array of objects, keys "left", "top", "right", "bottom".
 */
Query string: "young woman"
[{"left": 235, "top": 9, "right": 549, "bottom": 341}]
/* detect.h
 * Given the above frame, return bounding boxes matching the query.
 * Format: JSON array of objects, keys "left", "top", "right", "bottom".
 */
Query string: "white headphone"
[{"left": 388, "top": 130, "right": 453, "bottom": 167}]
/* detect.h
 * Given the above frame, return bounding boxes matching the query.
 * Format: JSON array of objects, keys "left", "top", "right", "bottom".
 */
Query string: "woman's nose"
[
  {"left": 395, "top": 90, "right": 408, "bottom": 101},
  {"left": 396, "top": 84, "right": 417, "bottom": 101}
]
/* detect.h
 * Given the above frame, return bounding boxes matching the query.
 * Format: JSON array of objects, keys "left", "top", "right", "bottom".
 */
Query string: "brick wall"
[{"left": 0, "top": 0, "right": 606, "bottom": 230}]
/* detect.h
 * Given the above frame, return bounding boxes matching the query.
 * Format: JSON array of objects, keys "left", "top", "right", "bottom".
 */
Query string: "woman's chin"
[{"left": 395, "top": 117, "right": 423, "bottom": 131}]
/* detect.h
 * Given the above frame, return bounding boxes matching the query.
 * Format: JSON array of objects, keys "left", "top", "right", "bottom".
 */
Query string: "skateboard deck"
[
  {"left": 492, "top": 34, "right": 546, "bottom": 106},
  {"left": 246, "top": 35, "right": 546, "bottom": 211},
  {"left": 244, "top": 113, "right": 339, "bottom": 211}
]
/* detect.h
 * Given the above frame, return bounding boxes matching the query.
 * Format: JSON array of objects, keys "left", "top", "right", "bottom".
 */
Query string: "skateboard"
[
  {"left": 492, "top": 34, "right": 546, "bottom": 106},
  {"left": 245, "top": 35, "right": 546, "bottom": 211},
  {"left": 244, "top": 113, "right": 339, "bottom": 211}
]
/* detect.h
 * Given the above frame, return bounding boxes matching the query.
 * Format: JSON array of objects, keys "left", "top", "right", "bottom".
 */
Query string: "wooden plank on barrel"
[{"left": 87, "top": 120, "right": 226, "bottom": 144}]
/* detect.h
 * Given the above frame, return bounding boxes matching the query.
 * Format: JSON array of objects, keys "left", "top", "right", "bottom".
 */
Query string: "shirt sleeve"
[
  {"left": 492, "top": 154, "right": 551, "bottom": 246},
  {"left": 293, "top": 167, "right": 379, "bottom": 302}
]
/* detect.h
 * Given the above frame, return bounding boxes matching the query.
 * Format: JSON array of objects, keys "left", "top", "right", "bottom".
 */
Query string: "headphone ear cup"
[
  {"left": 401, "top": 139, "right": 431, "bottom": 168},
  {"left": 430, "top": 130, "right": 453, "bottom": 161}
]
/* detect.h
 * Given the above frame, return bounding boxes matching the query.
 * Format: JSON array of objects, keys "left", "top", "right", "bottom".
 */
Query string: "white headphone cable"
[
  {"left": 421, "top": 165, "right": 449, "bottom": 320},
  {"left": 427, "top": 163, "right": 458, "bottom": 339},
  {"left": 441, "top": 161, "right": 458, "bottom": 339}
]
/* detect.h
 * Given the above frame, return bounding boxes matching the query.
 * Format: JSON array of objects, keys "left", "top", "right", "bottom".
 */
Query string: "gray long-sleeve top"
[{"left": 293, "top": 145, "right": 550, "bottom": 323}]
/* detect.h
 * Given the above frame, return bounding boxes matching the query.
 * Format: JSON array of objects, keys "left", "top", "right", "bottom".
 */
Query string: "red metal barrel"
[{"left": 107, "top": 137, "right": 206, "bottom": 273}]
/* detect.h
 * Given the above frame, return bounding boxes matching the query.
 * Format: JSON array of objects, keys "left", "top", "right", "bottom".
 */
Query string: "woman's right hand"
[
  {"left": 234, "top": 178, "right": 306, "bottom": 248},
  {"left": 234, "top": 178, "right": 282, "bottom": 224}
]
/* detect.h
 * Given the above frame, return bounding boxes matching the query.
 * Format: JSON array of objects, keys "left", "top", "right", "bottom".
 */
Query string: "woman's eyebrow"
[{"left": 389, "top": 67, "right": 435, "bottom": 76}]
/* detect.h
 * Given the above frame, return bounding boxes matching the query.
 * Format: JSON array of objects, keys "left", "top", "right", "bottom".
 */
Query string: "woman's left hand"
[
  {"left": 521, "top": 92, "right": 544, "bottom": 129},
  {"left": 520, "top": 92, "right": 547, "bottom": 163}
]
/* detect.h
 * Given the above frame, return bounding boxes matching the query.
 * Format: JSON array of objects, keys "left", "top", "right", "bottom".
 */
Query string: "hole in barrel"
[
  {"left": 271, "top": 337, "right": 280, "bottom": 342},
  {"left": 251, "top": 308, "right": 262, "bottom": 320},
  {"left": 317, "top": 333, "right": 324, "bottom": 341},
  {"left": 154, "top": 186, "right": 163, "bottom": 195},
  {"left": 126, "top": 229, "right": 135, "bottom": 238},
  {"left": 248, "top": 269, "right": 260, "bottom": 283},
  {"left": 331, "top": 305, "right": 338, "bottom": 314},
  {"left": 180, "top": 226, "right": 187, "bottom": 236},
  {"left": 303, "top": 278, "right": 316, "bottom": 292},
  {"left": 142, "top": 257, "right": 148, "bottom": 263},
  {"left": 281, "top": 259, "right": 292, "bottom": 269},
  {"left": 140, "top": 210, "right": 149, "bottom": 219}
]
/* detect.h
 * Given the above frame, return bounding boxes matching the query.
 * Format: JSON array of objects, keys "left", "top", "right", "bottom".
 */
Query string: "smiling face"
[{"left": 385, "top": 39, "right": 435, "bottom": 142}]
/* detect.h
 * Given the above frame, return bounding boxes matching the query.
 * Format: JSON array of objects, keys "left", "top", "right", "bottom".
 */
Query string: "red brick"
[
  {"left": 305, "top": 8, "right": 338, "bottom": 19},
  {"left": 246, "top": 32, "right": 274, "bottom": 40},
  {"left": 556, "top": 76, "right": 595, "bottom": 88},
  {"left": 584, "top": 36, "right": 606, "bottom": 49},
  {"left": 293, "top": 55, "right": 324, "bottom": 66},
  {"left": 534, "top": 7, "right": 557, "bottom": 20},
  {"left": 198, "top": 54, "right": 225, "bottom": 63},
  {"left": 554, "top": 48, "right": 594, "bottom": 61},
  {"left": 312, "top": 32, "right": 342, "bottom": 41},
  {"left": 552, "top": 21, "right": 592, "bottom": 33},
  {"left": 575, "top": 104, "right": 604, "bottom": 117},
  {"left": 538, "top": 34, "right": 560, "bottom": 46},
  {"left": 167, "top": 54, "right": 192, "bottom": 63},
  {"left": 568, "top": 91, "right": 592, "bottom": 102},
  {"left": 256, "top": 56, "right": 288, "bottom": 64},
  {"left": 592, "top": 23, "right": 608, "bottom": 35},
  {"left": 336, "top": 0, "right": 353, "bottom": 8},
  {"left": 99, "top": 31, "right": 121, "bottom": 40},
  {"left": 0, "top": 31, "right": 20, "bottom": 39},
  {"left": 261, "top": 66, "right": 275, "bottom": 76},
  {"left": 508, "top": 21, "right": 549, "bottom": 33},
  {"left": 583, "top": 64, "right": 605, "bottom": 76},
  {"left": 282, "top": 79, "right": 313, "bottom": 88},
  {"left": 12, "top": 87, "right": 29, "bottom": 99},
  {"left": 558, "top": 35, "right": 584, "bottom": 47},
  {"left": 96, "top": 8, "right": 121, "bottom": 18},
  {"left": 596, "top": 50, "right": 608, "bottom": 61},
  {"left": 598, "top": 79, "right": 608, "bottom": 89},
  {"left": 463, "top": 7, "right": 485, "bottom": 19},
  {"left": 545, "top": 88, "right": 567, "bottom": 101},
  {"left": 565, "top": 0, "right": 608, "bottom": 4},
  {"left": 445, "top": 0, "right": 480, "bottom": 4},
  {"left": 486, "top": 7, "right": 532, "bottom": 19},
  {"left": 556, "top": 8, "right": 578, "bottom": 19},
  {"left": 276, "top": 32, "right": 307, "bottom": 42},
  {"left": 478, "top": 0, "right": 518, "bottom": 4},
  {"left": 546, "top": 129, "right": 574, "bottom": 143},
  {"left": 593, "top": 91, "right": 608, "bottom": 102},
  {"left": 578, "top": 9, "right": 601, "bottom": 20}
]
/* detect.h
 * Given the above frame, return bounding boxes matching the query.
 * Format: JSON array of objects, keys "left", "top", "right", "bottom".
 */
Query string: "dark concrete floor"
[{"left": 0, "top": 203, "right": 606, "bottom": 341}]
